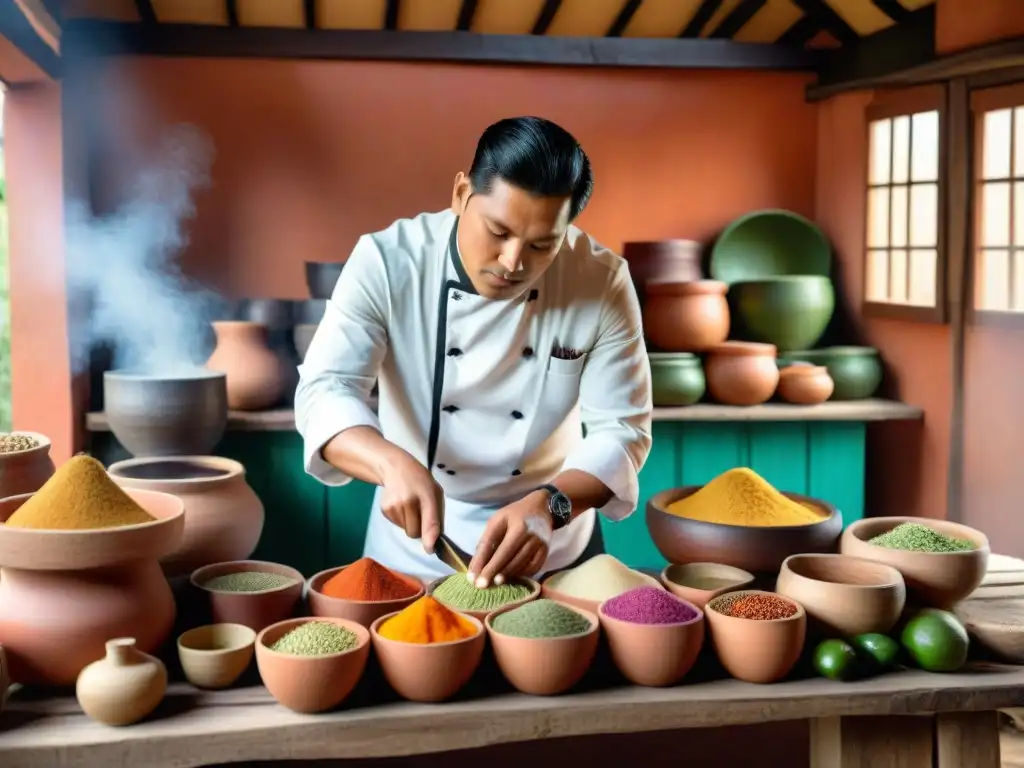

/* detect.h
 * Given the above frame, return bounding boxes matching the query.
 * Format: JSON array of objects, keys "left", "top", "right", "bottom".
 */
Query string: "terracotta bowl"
[
  {"left": 177, "top": 623, "right": 256, "bottom": 689},
  {"left": 425, "top": 575, "right": 540, "bottom": 621},
  {"left": 705, "top": 341, "right": 780, "bottom": 406},
  {"left": 307, "top": 564, "right": 424, "bottom": 627},
  {"left": 598, "top": 596, "right": 705, "bottom": 687},
  {"left": 255, "top": 617, "right": 370, "bottom": 714},
  {"left": 777, "top": 365, "right": 834, "bottom": 405},
  {"left": 540, "top": 569, "right": 663, "bottom": 615},
  {"left": 840, "top": 517, "right": 990, "bottom": 609},
  {"left": 642, "top": 279, "right": 730, "bottom": 352},
  {"left": 705, "top": 590, "right": 806, "bottom": 684},
  {"left": 646, "top": 486, "right": 843, "bottom": 573},
  {"left": 485, "top": 603, "right": 599, "bottom": 695},
  {"left": 191, "top": 560, "right": 304, "bottom": 632},
  {"left": 660, "top": 563, "right": 755, "bottom": 608},
  {"left": 370, "top": 611, "right": 486, "bottom": 702},
  {"left": 0, "top": 488, "right": 185, "bottom": 570}
]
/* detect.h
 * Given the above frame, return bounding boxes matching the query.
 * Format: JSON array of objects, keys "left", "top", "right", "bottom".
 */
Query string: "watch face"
[{"left": 551, "top": 492, "right": 572, "bottom": 521}]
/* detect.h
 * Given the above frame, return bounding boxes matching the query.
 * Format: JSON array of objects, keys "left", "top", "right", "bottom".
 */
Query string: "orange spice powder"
[
  {"left": 377, "top": 596, "right": 477, "bottom": 644},
  {"left": 321, "top": 557, "right": 420, "bottom": 601}
]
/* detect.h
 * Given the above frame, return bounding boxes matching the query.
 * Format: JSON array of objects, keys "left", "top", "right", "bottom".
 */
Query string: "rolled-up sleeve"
[
  {"left": 560, "top": 262, "right": 653, "bottom": 521},
  {"left": 294, "top": 236, "right": 390, "bottom": 486}
]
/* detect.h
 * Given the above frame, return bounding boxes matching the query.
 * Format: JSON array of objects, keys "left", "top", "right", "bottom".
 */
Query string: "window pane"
[
  {"left": 910, "top": 183, "right": 938, "bottom": 247},
  {"left": 891, "top": 185, "right": 908, "bottom": 247},
  {"left": 978, "top": 249, "right": 1010, "bottom": 310},
  {"left": 869, "top": 119, "right": 892, "bottom": 185},
  {"left": 1015, "top": 250, "right": 1024, "bottom": 311},
  {"left": 908, "top": 249, "right": 937, "bottom": 307},
  {"left": 1016, "top": 108, "right": 1024, "bottom": 178},
  {"left": 866, "top": 249, "right": 889, "bottom": 301},
  {"left": 1016, "top": 182, "right": 1024, "bottom": 247},
  {"left": 867, "top": 187, "right": 890, "bottom": 247},
  {"left": 911, "top": 111, "right": 940, "bottom": 182},
  {"left": 892, "top": 116, "right": 911, "bottom": 184},
  {"left": 890, "top": 249, "right": 908, "bottom": 303},
  {"left": 981, "top": 181, "right": 1011, "bottom": 246},
  {"left": 983, "top": 108, "right": 1013, "bottom": 180}
]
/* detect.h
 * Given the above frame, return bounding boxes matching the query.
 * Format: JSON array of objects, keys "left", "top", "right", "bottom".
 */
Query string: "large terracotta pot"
[
  {"left": 705, "top": 341, "right": 779, "bottom": 406},
  {"left": 643, "top": 280, "right": 730, "bottom": 352},
  {"left": 0, "top": 488, "right": 183, "bottom": 686},
  {"left": 206, "top": 321, "right": 291, "bottom": 411},
  {"left": 0, "top": 432, "right": 55, "bottom": 498},
  {"left": 107, "top": 456, "right": 265, "bottom": 577},
  {"left": 622, "top": 240, "right": 703, "bottom": 306}
]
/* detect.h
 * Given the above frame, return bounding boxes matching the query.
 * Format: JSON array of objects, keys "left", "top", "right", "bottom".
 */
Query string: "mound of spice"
[
  {"left": 0, "top": 433, "right": 40, "bottom": 453},
  {"left": 544, "top": 554, "right": 660, "bottom": 602},
  {"left": 665, "top": 467, "right": 824, "bottom": 527},
  {"left": 378, "top": 596, "right": 478, "bottom": 644},
  {"left": 320, "top": 557, "right": 420, "bottom": 601},
  {"left": 4, "top": 455, "right": 155, "bottom": 530},
  {"left": 432, "top": 573, "right": 532, "bottom": 612},
  {"left": 713, "top": 592, "right": 797, "bottom": 621},
  {"left": 869, "top": 522, "right": 975, "bottom": 553},
  {"left": 602, "top": 586, "right": 698, "bottom": 625},
  {"left": 491, "top": 599, "right": 592, "bottom": 639},
  {"left": 271, "top": 621, "right": 358, "bottom": 655},
  {"left": 202, "top": 572, "right": 298, "bottom": 592}
]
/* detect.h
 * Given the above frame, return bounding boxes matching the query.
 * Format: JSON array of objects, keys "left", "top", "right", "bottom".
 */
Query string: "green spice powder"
[
  {"left": 869, "top": 523, "right": 976, "bottom": 553},
  {"left": 432, "top": 574, "right": 532, "bottom": 611},
  {"left": 271, "top": 621, "right": 358, "bottom": 656},
  {"left": 202, "top": 571, "right": 298, "bottom": 593},
  {"left": 491, "top": 599, "right": 591, "bottom": 639}
]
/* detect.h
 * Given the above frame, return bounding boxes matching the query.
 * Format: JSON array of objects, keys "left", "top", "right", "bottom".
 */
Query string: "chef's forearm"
[
  {"left": 548, "top": 469, "right": 615, "bottom": 520},
  {"left": 320, "top": 426, "right": 416, "bottom": 487}
]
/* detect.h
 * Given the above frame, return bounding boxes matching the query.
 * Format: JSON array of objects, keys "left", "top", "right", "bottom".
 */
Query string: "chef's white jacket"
[{"left": 295, "top": 208, "right": 652, "bottom": 580}]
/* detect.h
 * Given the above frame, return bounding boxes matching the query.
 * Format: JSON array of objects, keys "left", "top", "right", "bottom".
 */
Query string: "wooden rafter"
[
  {"left": 680, "top": 0, "right": 722, "bottom": 38},
  {"left": 776, "top": 15, "right": 818, "bottom": 46},
  {"left": 384, "top": 0, "right": 400, "bottom": 31},
  {"left": 791, "top": 0, "right": 858, "bottom": 46},
  {"left": 531, "top": 0, "right": 561, "bottom": 35},
  {"left": 606, "top": 0, "right": 642, "bottom": 38},
  {"left": 134, "top": 0, "right": 156, "bottom": 25},
  {"left": 710, "top": 0, "right": 767, "bottom": 39},
  {"left": 225, "top": 0, "right": 238, "bottom": 27},
  {"left": 303, "top": 0, "right": 316, "bottom": 29},
  {"left": 456, "top": 0, "right": 478, "bottom": 32},
  {"left": 869, "top": 0, "right": 912, "bottom": 23}
]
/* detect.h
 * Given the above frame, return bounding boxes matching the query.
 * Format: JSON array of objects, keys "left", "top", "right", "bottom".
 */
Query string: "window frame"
[{"left": 862, "top": 84, "right": 948, "bottom": 324}]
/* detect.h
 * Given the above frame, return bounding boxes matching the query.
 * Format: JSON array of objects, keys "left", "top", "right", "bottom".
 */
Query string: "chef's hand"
[
  {"left": 468, "top": 492, "right": 551, "bottom": 588},
  {"left": 378, "top": 452, "right": 445, "bottom": 554}
]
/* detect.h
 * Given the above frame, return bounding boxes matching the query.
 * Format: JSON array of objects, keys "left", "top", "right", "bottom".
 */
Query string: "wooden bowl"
[
  {"left": 255, "top": 617, "right": 370, "bottom": 713},
  {"left": 775, "top": 554, "right": 906, "bottom": 637},
  {"left": 425, "top": 575, "right": 540, "bottom": 621},
  {"left": 370, "top": 611, "right": 485, "bottom": 702},
  {"left": 646, "top": 486, "right": 842, "bottom": 573},
  {"left": 705, "top": 590, "right": 806, "bottom": 684},
  {"left": 307, "top": 564, "right": 424, "bottom": 628},
  {"left": 177, "top": 623, "right": 256, "bottom": 689},
  {"left": 840, "top": 517, "right": 990, "bottom": 609},
  {"left": 191, "top": 560, "right": 304, "bottom": 632},
  {"left": 660, "top": 562, "right": 755, "bottom": 608}
]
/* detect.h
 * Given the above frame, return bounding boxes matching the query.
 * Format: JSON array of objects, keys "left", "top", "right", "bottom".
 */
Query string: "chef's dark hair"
[{"left": 468, "top": 116, "right": 593, "bottom": 221}]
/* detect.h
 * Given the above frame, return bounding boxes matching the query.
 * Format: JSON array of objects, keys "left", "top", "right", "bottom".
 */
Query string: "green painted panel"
[
  {"left": 680, "top": 423, "right": 749, "bottom": 486},
  {"left": 326, "top": 481, "right": 378, "bottom": 568},
  {"left": 808, "top": 422, "right": 866, "bottom": 526},
  {"left": 749, "top": 423, "right": 809, "bottom": 495}
]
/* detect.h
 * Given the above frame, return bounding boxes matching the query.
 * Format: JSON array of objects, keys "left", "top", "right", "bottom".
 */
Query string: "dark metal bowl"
[
  {"left": 295, "top": 299, "right": 327, "bottom": 325},
  {"left": 305, "top": 262, "right": 344, "bottom": 300}
]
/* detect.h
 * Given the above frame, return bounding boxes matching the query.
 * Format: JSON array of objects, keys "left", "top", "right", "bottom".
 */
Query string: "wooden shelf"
[{"left": 85, "top": 399, "right": 922, "bottom": 433}]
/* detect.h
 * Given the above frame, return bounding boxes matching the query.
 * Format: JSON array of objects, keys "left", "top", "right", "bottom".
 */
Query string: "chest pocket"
[{"left": 541, "top": 353, "right": 588, "bottom": 422}]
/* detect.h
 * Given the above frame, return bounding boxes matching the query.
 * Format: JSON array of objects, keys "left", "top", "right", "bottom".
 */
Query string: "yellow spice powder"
[{"left": 665, "top": 467, "right": 824, "bottom": 527}]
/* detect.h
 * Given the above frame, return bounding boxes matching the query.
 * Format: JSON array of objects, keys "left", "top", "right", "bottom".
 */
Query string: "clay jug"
[
  {"left": 76, "top": 637, "right": 168, "bottom": 726},
  {"left": 0, "top": 432, "right": 55, "bottom": 499},
  {"left": 206, "top": 321, "right": 290, "bottom": 411}
]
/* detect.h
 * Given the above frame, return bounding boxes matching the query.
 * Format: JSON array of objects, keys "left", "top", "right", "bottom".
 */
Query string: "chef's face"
[{"left": 452, "top": 173, "right": 571, "bottom": 300}]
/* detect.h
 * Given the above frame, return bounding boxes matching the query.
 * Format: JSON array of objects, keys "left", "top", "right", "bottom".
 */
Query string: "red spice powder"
[
  {"left": 321, "top": 557, "right": 420, "bottom": 601},
  {"left": 720, "top": 593, "right": 796, "bottom": 621}
]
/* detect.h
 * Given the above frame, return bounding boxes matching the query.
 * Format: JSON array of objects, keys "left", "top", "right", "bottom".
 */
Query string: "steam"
[{"left": 65, "top": 124, "right": 222, "bottom": 376}]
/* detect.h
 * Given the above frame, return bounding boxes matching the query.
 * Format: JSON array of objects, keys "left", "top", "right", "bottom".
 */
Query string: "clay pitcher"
[
  {"left": 206, "top": 321, "right": 290, "bottom": 411},
  {"left": 76, "top": 637, "right": 168, "bottom": 726},
  {"left": 0, "top": 432, "right": 55, "bottom": 499}
]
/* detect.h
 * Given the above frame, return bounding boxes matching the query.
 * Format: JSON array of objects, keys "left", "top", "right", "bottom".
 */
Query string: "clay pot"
[
  {"left": 705, "top": 590, "right": 806, "bottom": 684},
  {"left": 308, "top": 565, "right": 424, "bottom": 628},
  {"left": 0, "top": 432, "right": 55, "bottom": 498},
  {"left": 660, "top": 563, "right": 755, "bottom": 609},
  {"left": 191, "top": 560, "right": 305, "bottom": 632},
  {"left": 76, "top": 637, "right": 167, "bottom": 726},
  {"left": 107, "top": 456, "right": 265, "bottom": 577},
  {"left": 705, "top": 341, "right": 779, "bottom": 405},
  {"left": 177, "top": 623, "right": 256, "bottom": 690},
  {"left": 777, "top": 365, "right": 834, "bottom": 405},
  {"left": 649, "top": 353, "right": 706, "bottom": 406},
  {"left": 786, "top": 346, "right": 883, "bottom": 400},
  {"left": 643, "top": 279, "right": 730, "bottom": 352},
  {"left": 0, "top": 489, "right": 183, "bottom": 686},
  {"left": 426, "top": 576, "right": 540, "bottom": 622},
  {"left": 293, "top": 324, "right": 317, "bottom": 362},
  {"left": 305, "top": 262, "right": 345, "bottom": 300},
  {"left": 622, "top": 240, "right": 703, "bottom": 306},
  {"left": 206, "top": 321, "right": 291, "bottom": 411},
  {"left": 598, "top": 597, "right": 705, "bottom": 687},
  {"left": 730, "top": 276, "right": 836, "bottom": 352},
  {"left": 776, "top": 554, "right": 906, "bottom": 637},
  {"left": 540, "top": 569, "right": 663, "bottom": 616}
]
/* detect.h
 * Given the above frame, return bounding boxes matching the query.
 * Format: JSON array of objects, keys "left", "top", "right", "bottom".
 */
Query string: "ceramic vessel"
[
  {"left": 293, "top": 324, "right": 317, "bottom": 362},
  {"left": 308, "top": 564, "right": 424, "bottom": 627},
  {"left": 296, "top": 299, "right": 327, "bottom": 325},
  {"left": 540, "top": 569, "right": 663, "bottom": 616},
  {"left": 231, "top": 299, "right": 300, "bottom": 404},
  {"left": 622, "top": 240, "right": 703, "bottom": 306},
  {"left": 0, "top": 489, "right": 183, "bottom": 686},
  {"left": 305, "top": 262, "right": 345, "bottom": 299},
  {"left": 191, "top": 560, "right": 304, "bottom": 632},
  {"left": 776, "top": 554, "right": 906, "bottom": 637},
  {"left": 104, "top": 369, "right": 228, "bottom": 457},
  {"left": 710, "top": 209, "right": 831, "bottom": 284},
  {"left": 598, "top": 597, "right": 705, "bottom": 687},
  {"left": 646, "top": 486, "right": 842, "bottom": 573},
  {"left": 177, "top": 623, "right": 257, "bottom": 689},
  {"left": 0, "top": 431, "right": 55, "bottom": 498},
  {"left": 786, "top": 346, "right": 883, "bottom": 400},
  {"left": 485, "top": 604, "right": 599, "bottom": 695},
  {"left": 705, "top": 590, "right": 806, "bottom": 684},
  {"left": 660, "top": 563, "right": 755, "bottom": 609},
  {"left": 370, "top": 611, "right": 485, "bottom": 702},
  {"left": 256, "top": 617, "right": 370, "bottom": 713},
  {"left": 776, "top": 365, "right": 834, "bottom": 405},
  {"left": 425, "top": 576, "right": 540, "bottom": 622},
  {"left": 840, "top": 517, "right": 990, "bottom": 609},
  {"left": 649, "top": 353, "right": 705, "bottom": 406},
  {"left": 76, "top": 637, "right": 168, "bottom": 726},
  {"left": 705, "top": 341, "right": 779, "bottom": 405},
  {"left": 643, "top": 279, "right": 730, "bottom": 352},
  {"left": 107, "top": 456, "right": 265, "bottom": 577},
  {"left": 206, "top": 321, "right": 290, "bottom": 411},
  {"left": 730, "top": 276, "right": 836, "bottom": 352}
]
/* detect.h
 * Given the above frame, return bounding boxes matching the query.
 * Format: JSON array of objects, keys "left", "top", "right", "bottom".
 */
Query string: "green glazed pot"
[
  {"left": 785, "top": 346, "right": 882, "bottom": 400},
  {"left": 730, "top": 276, "right": 836, "bottom": 352},
  {"left": 649, "top": 353, "right": 706, "bottom": 406}
]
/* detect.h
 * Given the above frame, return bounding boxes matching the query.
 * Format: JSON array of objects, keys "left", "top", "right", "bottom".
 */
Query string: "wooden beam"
[
  {"left": 870, "top": 0, "right": 912, "bottom": 23},
  {"left": 710, "top": 0, "right": 767, "bottom": 39},
  {"left": 532, "top": 0, "right": 561, "bottom": 35},
  {"left": 0, "top": 2, "right": 60, "bottom": 77},
  {"left": 456, "top": 0, "right": 478, "bottom": 32},
  {"left": 303, "top": 0, "right": 316, "bottom": 28},
  {"left": 225, "top": 0, "right": 238, "bottom": 27},
  {"left": 680, "top": 0, "right": 722, "bottom": 37},
  {"left": 134, "top": 0, "right": 156, "bottom": 25},
  {"left": 776, "top": 15, "right": 818, "bottom": 46},
  {"left": 384, "top": 0, "right": 399, "bottom": 30},
  {"left": 791, "top": 0, "right": 858, "bottom": 46},
  {"left": 606, "top": 0, "right": 642, "bottom": 37}
]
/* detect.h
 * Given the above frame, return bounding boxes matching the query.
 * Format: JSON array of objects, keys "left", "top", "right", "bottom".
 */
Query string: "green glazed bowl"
[
  {"left": 649, "top": 353, "right": 705, "bottom": 407},
  {"left": 785, "top": 346, "right": 882, "bottom": 400},
  {"left": 730, "top": 276, "right": 835, "bottom": 352},
  {"left": 710, "top": 209, "right": 831, "bottom": 284}
]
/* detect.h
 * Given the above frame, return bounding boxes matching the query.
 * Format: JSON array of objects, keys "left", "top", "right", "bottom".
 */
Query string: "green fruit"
[
  {"left": 814, "top": 639, "right": 860, "bottom": 681},
  {"left": 900, "top": 609, "right": 969, "bottom": 672},
  {"left": 853, "top": 633, "right": 900, "bottom": 668}
]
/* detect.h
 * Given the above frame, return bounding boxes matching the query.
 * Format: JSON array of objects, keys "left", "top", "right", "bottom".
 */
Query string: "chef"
[{"left": 295, "top": 116, "right": 652, "bottom": 588}]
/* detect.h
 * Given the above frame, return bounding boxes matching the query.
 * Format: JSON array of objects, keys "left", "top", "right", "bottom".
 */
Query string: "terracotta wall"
[{"left": 936, "top": 0, "right": 1024, "bottom": 54}]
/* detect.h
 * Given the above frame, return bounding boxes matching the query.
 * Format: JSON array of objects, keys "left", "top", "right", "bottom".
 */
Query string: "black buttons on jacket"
[
  {"left": 522, "top": 347, "right": 534, "bottom": 358},
  {"left": 447, "top": 348, "right": 463, "bottom": 357},
  {"left": 446, "top": 469, "right": 456, "bottom": 476},
  {"left": 511, "top": 469, "right": 522, "bottom": 476},
  {"left": 527, "top": 289, "right": 539, "bottom": 301},
  {"left": 442, "top": 405, "right": 460, "bottom": 413},
  {"left": 511, "top": 410, "right": 523, "bottom": 420},
  {"left": 436, "top": 463, "right": 446, "bottom": 469}
]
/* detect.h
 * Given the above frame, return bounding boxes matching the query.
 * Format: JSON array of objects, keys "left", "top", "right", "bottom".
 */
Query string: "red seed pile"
[{"left": 713, "top": 593, "right": 796, "bottom": 621}]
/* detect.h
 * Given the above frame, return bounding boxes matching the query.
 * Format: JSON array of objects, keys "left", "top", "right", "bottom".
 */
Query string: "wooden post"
[
  {"left": 809, "top": 715, "right": 933, "bottom": 767},
  {"left": 936, "top": 711, "right": 1000, "bottom": 767}
]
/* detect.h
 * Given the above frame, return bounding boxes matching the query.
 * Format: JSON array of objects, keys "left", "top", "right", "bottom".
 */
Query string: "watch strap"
[{"left": 535, "top": 484, "right": 571, "bottom": 530}]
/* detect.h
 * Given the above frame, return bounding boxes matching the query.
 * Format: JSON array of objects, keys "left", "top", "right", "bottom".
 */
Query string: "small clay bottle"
[{"left": 76, "top": 637, "right": 167, "bottom": 726}]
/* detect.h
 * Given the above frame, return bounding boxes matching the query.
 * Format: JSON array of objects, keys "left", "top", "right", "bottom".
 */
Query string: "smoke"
[{"left": 65, "top": 124, "right": 222, "bottom": 377}]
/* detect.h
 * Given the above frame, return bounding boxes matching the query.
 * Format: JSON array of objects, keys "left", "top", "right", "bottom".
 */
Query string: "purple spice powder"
[{"left": 602, "top": 586, "right": 698, "bottom": 625}]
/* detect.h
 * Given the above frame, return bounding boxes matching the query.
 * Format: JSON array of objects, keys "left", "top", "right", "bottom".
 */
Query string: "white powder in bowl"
[{"left": 545, "top": 554, "right": 662, "bottom": 601}]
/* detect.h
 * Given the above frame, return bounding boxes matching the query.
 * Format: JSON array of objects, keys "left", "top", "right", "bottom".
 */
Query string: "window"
[{"left": 864, "top": 87, "right": 945, "bottom": 321}]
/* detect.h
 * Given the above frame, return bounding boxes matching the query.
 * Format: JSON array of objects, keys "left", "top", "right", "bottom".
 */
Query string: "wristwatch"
[{"left": 535, "top": 484, "right": 572, "bottom": 530}]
